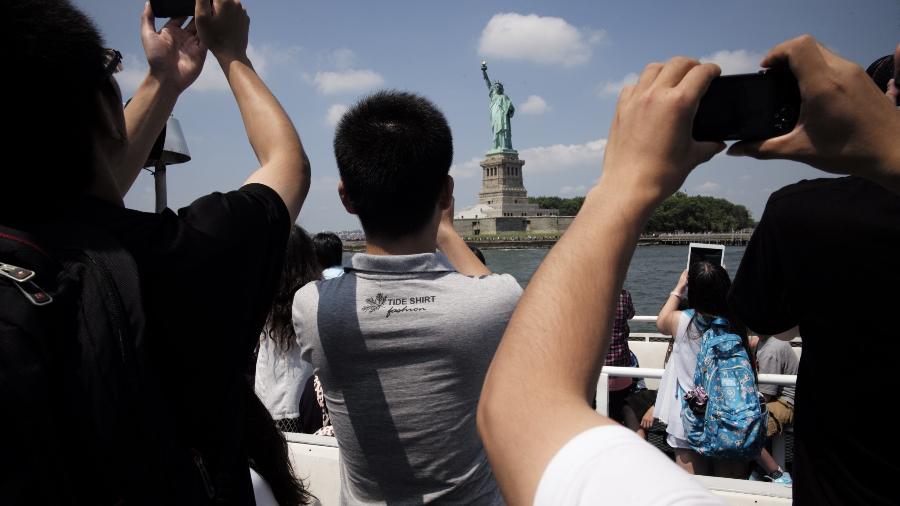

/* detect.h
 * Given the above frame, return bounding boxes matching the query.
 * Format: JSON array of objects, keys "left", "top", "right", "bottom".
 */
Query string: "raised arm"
[
  {"left": 119, "top": 4, "right": 206, "bottom": 197},
  {"left": 482, "top": 64, "right": 493, "bottom": 92},
  {"left": 657, "top": 270, "right": 687, "bottom": 335},
  {"left": 195, "top": 0, "right": 309, "bottom": 222},
  {"left": 477, "top": 57, "right": 724, "bottom": 505},
  {"left": 436, "top": 193, "right": 491, "bottom": 277}
]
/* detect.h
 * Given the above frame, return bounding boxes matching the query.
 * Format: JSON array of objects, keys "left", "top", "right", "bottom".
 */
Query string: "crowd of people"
[{"left": 1, "top": 0, "right": 899, "bottom": 505}]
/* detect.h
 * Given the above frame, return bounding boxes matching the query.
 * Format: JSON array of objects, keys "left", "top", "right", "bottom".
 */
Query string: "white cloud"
[
  {"left": 189, "top": 43, "right": 300, "bottom": 93},
  {"left": 325, "top": 104, "right": 349, "bottom": 127},
  {"left": 321, "top": 48, "right": 356, "bottom": 69},
  {"left": 451, "top": 138, "right": 606, "bottom": 181},
  {"left": 695, "top": 181, "right": 721, "bottom": 194},
  {"left": 478, "top": 13, "right": 600, "bottom": 67},
  {"left": 700, "top": 49, "right": 763, "bottom": 75},
  {"left": 520, "top": 95, "right": 550, "bottom": 114},
  {"left": 117, "top": 53, "right": 149, "bottom": 96},
  {"left": 588, "top": 30, "right": 608, "bottom": 45},
  {"left": 312, "top": 69, "right": 385, "bottom": 95},
  {"left": 520, "top": 138, "right": 607, "bottom": 174},
  {"left": 598, "top": 72, "right": 638, "bottom": 97},
  {"left": 560, "top": 184, "right": 589, "bottom": 196},
  {"left": 449, "top": 157, "right": 483, "bottom": 179}
]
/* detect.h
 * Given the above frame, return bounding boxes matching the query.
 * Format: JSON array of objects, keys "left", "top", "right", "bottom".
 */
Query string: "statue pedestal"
[{"left": 477, "top": 151, "right": 538, "bottom": 217}]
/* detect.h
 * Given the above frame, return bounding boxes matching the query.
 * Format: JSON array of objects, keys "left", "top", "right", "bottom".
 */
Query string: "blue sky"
[{"left": 77, "top": 0, "right": 900, "bottom": 232}]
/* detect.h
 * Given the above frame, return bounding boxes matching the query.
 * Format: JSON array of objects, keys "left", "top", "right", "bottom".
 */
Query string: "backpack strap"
[{"left": 0, "top": 227, "right": 60, "bottom": 307}]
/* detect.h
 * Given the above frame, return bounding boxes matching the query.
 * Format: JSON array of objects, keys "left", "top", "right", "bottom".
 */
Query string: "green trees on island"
[
  {"left": 646, "top": 192, "right": 754, "bottom": 232},
  {"left": 528, "top": 196, "right": 585, "bottom": 217},
  {"left": 530, "top": 192, "right": 754, "bottom": 232}
]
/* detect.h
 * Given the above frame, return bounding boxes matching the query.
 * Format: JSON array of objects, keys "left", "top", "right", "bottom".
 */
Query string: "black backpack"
[{"left": 0, "top": 224, "right": 212, "bottom": 505}]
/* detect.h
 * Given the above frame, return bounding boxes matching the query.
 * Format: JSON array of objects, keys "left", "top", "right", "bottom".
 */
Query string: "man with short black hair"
[
  {"left": 295, "top": 90, "right": 521, "bottom": 504},
  {"left": 1, "top": 0, "right": 310, "bottom": 503},
  {"left": 312, "top": 231, "right": 344, "bottom": 279}
]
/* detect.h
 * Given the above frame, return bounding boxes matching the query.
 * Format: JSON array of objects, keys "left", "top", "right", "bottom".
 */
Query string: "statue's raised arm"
[{"left": 481, "top": 61, "right": 492, "bottom": 92}]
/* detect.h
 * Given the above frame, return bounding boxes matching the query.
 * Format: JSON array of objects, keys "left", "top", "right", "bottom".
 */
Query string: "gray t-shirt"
[
  {"left": 294, "top": 252, "right": 522, "bottom": 505},
  {"left": 756, "top": 337, "right": 799, "bottom": 405}
]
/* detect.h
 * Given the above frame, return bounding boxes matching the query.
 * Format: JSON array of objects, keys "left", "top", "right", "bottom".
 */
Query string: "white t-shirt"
[
  {"left": 255, "top": 327, "right": 315, "bottom": 420},
  {"left": 654, "top": 311, "right": 701, "bottom": 442},
  {"left": 535, "top": 425, "right": 723, "bottom": 505}
]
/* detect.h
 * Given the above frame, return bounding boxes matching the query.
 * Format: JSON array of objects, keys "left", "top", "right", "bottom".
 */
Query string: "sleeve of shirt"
[
  {"left": 535, "top": 425, "right": 724, "bottom": 506},
  {"left": 293, "top": 282, "right": 320, "bottom": 366},
  {"left": 172, "top": 183, "right": 291, "bottom": 347},
  {"left": 755, "top": 343, "right": 781, "bottom": 398},
  {"left": 781, "top": 342, "right": 799, "bottom": 375},
  {"left": 625, "top": 290, "right": 635, "bottom": 320},
  {"left": 728, "top": 198, "right": 796, "bottom": 336},
  {"left": 176, "top": 183, "right": 290, "bottom": 246}
]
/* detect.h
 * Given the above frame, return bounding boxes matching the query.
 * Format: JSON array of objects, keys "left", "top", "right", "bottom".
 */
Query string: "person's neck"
[
  {"left": 87, "top": 142, "right": 125, "bottom": 207},
  {"left": 364, "top": 228, "right": 437, "bottom": 256}
]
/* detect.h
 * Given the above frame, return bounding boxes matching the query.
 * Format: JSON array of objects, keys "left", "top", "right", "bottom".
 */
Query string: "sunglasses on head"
[{"left": 102, "top": 48, "right": 123, "bottom": 80}]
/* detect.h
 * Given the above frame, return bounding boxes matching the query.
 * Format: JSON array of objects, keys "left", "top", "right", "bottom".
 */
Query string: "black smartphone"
[
  {"left": 149, "top": 0, "right": 195, "bottom": 18},
  {"left": 692, "top": 69, "right": 800, "bottom": 142}
]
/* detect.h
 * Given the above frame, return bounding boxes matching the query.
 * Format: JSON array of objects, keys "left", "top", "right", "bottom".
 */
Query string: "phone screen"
[
  {"left": 692, "top": 70, "right": 799, "bottom": 141},
  {"left": 688, "top": 246, "right": 725, "bottom": 268}
]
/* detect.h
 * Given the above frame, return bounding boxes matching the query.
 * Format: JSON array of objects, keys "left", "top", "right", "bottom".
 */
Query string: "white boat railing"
[{"left": 600, "top": 366, "right": 798, "bottom": 388}]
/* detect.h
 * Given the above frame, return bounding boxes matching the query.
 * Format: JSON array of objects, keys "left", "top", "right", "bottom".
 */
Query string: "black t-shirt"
[
  {"left": 729, "top": 176, "right": 900, "bottom": 505},
  {"left": 75, "top": 183, "right": 290, "bottom": 503}
]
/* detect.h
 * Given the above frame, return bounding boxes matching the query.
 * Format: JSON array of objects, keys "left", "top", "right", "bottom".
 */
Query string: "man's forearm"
[
  {"left": 437, "top": 224, "right": 491, "bottom": 276},
  {"left": 120, "top": 74, "right": 181, "bottom": 197},
  {"left": 219, "top": 53, "right": 308, "bottom": 221},
  {"left": 479, "top": 182, "right": 655, "bottom": 504}
]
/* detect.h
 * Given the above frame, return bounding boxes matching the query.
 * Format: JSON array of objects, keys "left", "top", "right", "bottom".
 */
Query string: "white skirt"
[{"left": 654, "top": 361, "right": 688, "bottom": 442}]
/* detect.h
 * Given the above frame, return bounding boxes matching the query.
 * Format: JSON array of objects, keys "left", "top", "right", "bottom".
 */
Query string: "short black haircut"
[
  {"left": 312, "top": 232, "right": 344, "bottom": 268},
  {"left": 334, "top": 90, "right": 453, "bottom": 237},
  {"left": 1, "top": 0, "right": 106, "bottom": 220},
  {"left": 866, "top": 54, "right": 894, "bottom": 93}
]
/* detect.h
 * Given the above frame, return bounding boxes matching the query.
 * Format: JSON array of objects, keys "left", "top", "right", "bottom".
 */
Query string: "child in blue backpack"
[{"left": 654, "top": 261, "right": 755, "bottom": 478}]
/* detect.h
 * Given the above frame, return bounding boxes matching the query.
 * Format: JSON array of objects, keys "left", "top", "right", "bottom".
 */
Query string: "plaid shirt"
[{"left": 605, "top": 289, "right": 635, "bottom": 367}]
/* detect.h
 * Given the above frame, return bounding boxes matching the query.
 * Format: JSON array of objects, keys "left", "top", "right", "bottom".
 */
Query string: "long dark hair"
[
  {"left": 684, "top": 261, "right": 753, "bottom": 365},
  {"left": 246, "top": 388, "right": 314, "bottom": 505},
  {"left": 264, "top": 225, "right": 321, "bottom": 351}
]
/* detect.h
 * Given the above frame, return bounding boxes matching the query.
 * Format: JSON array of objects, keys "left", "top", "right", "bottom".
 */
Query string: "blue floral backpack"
[{"left": 681, "top": 311, "right": 767, "bottom": 460}]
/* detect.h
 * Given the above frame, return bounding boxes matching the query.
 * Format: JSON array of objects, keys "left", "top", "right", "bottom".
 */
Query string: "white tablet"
[{"left": 687, "top": 243, "right": 725, "bottom": 268}]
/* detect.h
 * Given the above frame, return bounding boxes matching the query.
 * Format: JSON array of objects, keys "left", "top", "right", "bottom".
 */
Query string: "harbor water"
[{"left": 344, "top": 244, "right": 746, "bottom": 316}]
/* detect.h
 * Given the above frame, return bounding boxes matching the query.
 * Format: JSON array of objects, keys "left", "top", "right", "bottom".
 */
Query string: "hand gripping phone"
[{"left": 692, "top": 69, "right": 801, "bottom": 142}]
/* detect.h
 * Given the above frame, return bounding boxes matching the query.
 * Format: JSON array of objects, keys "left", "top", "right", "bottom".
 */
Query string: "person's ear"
[
  {"left": 338, "top": 179, "right": 357, "bottom": 214},
  {"left": 438, "top": 175, "right": 454, "bottom": 210},
  {"left": 96, "top": 78, "right": 127, "bottom": 142}
]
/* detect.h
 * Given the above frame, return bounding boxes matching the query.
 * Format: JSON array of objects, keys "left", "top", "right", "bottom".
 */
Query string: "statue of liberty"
[{"left": 481, "top": 62, "right": 515, "bottom": 153}]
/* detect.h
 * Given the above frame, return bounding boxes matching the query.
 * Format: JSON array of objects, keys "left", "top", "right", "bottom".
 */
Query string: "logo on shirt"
[
  {"left": 361, "top": 292, "right": 437, "bottom": 318},
  {"left": 361, "top": 293, "right": 388, "bottom": 313}
]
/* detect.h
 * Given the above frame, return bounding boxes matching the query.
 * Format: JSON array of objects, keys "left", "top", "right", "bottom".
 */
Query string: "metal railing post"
[{"left": 595, "top": 373, "right": 609, "bottom": 416}]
